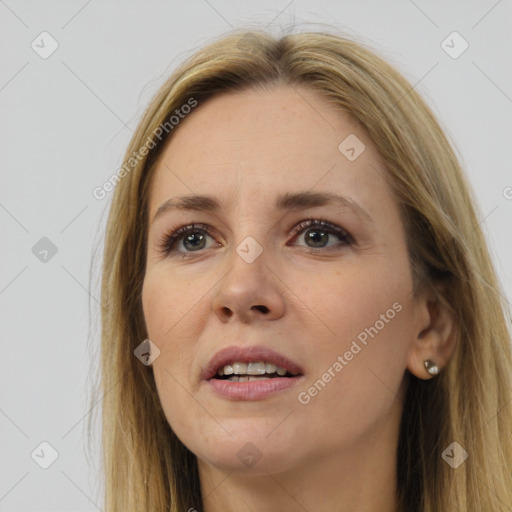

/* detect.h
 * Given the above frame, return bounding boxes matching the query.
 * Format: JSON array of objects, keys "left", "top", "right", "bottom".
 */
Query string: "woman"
[{"left": 94, "top": 30, "right": 512, "bottom": 511}]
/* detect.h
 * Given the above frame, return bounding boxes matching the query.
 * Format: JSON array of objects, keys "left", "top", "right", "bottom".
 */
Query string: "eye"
[
  {"left": 157, "top": 223, "right": 219, "bottom": 257},
  {"left": 289, "top": 219, "right": 353, "bottom": 250},
  {"left": 157, "top": 219, "right": 353, "bottom": 259}
]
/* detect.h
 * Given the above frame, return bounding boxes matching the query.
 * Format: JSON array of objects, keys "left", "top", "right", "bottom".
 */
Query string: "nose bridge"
[
  {"left": 225, "top": 200, "right": 270, "bottom": 269},
  {"left": 212, "top": 229, "right": 285, "bottom": 322},
  {"left": 223, "top": 232, "right": 269, "bottom": 298}
]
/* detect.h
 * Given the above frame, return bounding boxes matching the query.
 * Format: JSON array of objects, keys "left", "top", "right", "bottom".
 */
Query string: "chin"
[
  {"left": 196, "top": 443, "right": 301, "bottom": 476},
  {"left": 184, "top": 425, "right": 304, "bottom": 475}
]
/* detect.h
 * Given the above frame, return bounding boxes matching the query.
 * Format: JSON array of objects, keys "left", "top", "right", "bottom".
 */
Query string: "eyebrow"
[{"left": 151, "top": 191, "right": 374, "bottom": 225}]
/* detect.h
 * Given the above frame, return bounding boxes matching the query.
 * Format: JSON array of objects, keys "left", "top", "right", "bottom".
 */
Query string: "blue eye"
[{"left": 158, "top": 219, "right": 353, "bottom": 258}]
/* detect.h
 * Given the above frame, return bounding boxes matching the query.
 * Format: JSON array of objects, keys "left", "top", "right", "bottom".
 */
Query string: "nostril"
[{"left": 253, "top": 305, "right": 269, "bottom": 313}]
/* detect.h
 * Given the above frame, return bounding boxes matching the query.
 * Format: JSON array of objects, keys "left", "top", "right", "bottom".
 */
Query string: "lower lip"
[{"left": 206, "top": 376, "right": 304, "bottom": 400}]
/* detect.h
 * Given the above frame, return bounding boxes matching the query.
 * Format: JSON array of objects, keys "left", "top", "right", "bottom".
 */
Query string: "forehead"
[{"left": 148, "top": 84, "right": 390, "bottom": 215}]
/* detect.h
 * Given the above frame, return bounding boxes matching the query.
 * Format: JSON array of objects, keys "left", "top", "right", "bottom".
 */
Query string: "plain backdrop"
[{"left": 1, "top": 1, "right": 511, "bottom": 510}]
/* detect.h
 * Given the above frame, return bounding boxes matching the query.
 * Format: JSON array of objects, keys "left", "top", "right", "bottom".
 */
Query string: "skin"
[{"left": 142, "top": 84, "right": 455, "bottom": 512}]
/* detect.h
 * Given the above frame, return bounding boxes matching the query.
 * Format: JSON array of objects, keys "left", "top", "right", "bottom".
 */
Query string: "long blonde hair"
[{"left": 92, "top": 30, "right": 512, "bottom": 511}]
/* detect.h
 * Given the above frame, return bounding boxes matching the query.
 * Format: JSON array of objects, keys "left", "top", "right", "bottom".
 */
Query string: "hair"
[{"left": 91, "top": 29, "right": 512, "bottom": 511}]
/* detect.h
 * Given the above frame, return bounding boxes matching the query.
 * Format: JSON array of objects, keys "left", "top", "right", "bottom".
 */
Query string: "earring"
[{"left": 424, "top": 359, "right": 439, "bottom": 376}]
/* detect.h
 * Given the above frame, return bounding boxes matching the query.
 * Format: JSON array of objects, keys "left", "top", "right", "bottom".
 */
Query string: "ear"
[{"left": 406, "top": 283, "right": 457, "bottom": 380}]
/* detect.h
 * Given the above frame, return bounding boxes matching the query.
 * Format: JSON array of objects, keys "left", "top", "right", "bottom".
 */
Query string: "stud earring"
[{"left": 424, "top": 359, "right": 439, "bottom": 376}]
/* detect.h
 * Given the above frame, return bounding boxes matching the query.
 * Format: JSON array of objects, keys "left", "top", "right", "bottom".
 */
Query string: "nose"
[{"left": 211, "top": 246, "right": 286, "bottom": 324}]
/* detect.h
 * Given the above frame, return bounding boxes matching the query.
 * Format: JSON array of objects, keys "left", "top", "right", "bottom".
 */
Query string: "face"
[{"left": 142, "top": 84, "right": 423, "bottom": 475}]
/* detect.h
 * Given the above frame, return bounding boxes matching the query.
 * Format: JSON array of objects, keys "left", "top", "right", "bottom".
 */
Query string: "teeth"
[
  {"left": 217, "top": 361, "right": 292, "bottom": 377},
  {"left": 226, "top": 375, "right": 273, "bottom": 382},
  {"left": 247, "top": 362, "right": 266, "bottom": 375},
  {"left": 265, "top": 363, "right": 277, "bottom": 373},
  {"left": 232, "top": 362, "right": 248, "bottom": 374}
]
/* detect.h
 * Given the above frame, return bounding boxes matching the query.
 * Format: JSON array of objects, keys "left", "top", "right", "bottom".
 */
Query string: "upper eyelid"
[
  {"left": 166, "top": 219, "right": 348, "bottom": 239},
  {"left": 161, "top": 219, "right": 352, "bottom": 253},
  {"left": 291, "top": 219, "right": 350, "bottom": 234}
]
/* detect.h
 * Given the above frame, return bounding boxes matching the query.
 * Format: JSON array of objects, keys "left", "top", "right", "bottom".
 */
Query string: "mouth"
[
  {"left": 213, "top": 361, "right": 298, "bottom": 382},
  {"left": 202, "top": 345, "right": 304, "bottom": 400}
]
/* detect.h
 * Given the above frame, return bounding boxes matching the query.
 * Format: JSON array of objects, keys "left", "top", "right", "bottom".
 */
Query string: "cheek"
[
  {"left": 142, "top": 272, "right": 190, "bottom": 388},
  {"left": 298, "top": 259, "right": 410, "bottom": 343},
  {"left": 142, "top": 271, "right": 209, "bottom": 436},
  {"left": 142, "top": 269, "right": 210, "bottom": 344},
  {"left": 296, "top": 262, "right": 412, "bottom": 422},
  {"left": 142, "top": 277, "right": 166, "bottom": 338},
  {"left": 142, "top": 268, "right": 216, "bottom": 403}
]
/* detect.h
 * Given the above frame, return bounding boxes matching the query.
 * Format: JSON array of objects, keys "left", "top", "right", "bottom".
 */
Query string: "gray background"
[{"left": 1, "top": 1, "right": 511, "bottom": 510}]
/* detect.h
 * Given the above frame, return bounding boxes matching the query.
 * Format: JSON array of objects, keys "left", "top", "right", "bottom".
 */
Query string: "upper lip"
[{"left": 201, "top": 345, "right": 304, "bottom": 381}]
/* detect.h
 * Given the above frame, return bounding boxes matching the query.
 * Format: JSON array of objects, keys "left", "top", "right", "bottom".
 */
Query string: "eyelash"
[{"left": 157, "top": 219, "right": 354, "bottom": 258}]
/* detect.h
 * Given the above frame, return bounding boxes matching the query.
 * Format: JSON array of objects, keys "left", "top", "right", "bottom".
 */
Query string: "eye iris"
[
  {"left": 183, "top": 232, "right": 206, "bottom": 251},
  {"left": 305, "top": 228, "right": 329, "bottom": 247}
]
